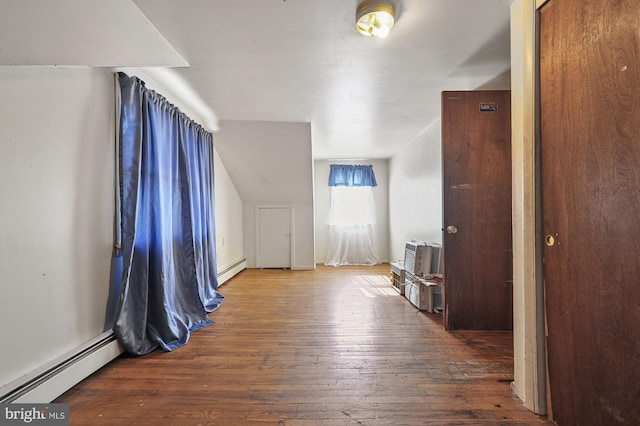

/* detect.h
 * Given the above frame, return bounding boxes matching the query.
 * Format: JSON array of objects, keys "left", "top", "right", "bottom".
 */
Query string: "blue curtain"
[
  {"left": 113, "top": 73, "right": 223, "bottom": 355},
  {"left": 328, "top": 164, "right": 377, "bottom": 187}
]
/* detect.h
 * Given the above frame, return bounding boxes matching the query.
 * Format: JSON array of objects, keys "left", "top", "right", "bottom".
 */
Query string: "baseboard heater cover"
[
  {"left": 217, "top": 257, "right": 247, "bottom": 285},
  {"left": 0, "top": 332, "right": 123, "bottom": 404}
]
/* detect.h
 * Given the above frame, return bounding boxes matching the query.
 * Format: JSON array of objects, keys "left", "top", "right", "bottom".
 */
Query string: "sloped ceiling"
[
  {"left": 0, "top": 0, "right": 513, "bottom": 160},
  {"left": 0, "top": 0, "right": 187, "bottom": 67}
]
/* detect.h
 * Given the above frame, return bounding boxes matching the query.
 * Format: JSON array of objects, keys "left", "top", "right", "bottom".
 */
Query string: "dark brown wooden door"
[
  {"left": 540, "top": 0, "right": 640, "bottom": 424},
  {"left": 442, "top": 91, "right": 512, "bottom": 330}
]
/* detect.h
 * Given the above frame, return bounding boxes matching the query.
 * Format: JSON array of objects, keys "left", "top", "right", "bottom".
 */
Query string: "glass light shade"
[{"left": 356, "top": 2, "right": 395, "bottom": 38}]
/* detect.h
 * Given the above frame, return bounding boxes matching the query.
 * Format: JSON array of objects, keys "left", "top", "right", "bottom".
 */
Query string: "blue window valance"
[{"left": 328, "top": 164, "right": 377, "bottom": 187}]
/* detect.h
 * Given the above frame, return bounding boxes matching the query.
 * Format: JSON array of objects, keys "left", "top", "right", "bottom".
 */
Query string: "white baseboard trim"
[
  {"left": 291, "top": 265, "right": 316, "bottom": 271},
  {"left": 0, "top": 332, "right": 123, "bottom": 404},
  {"left": 218, "top": 257, "right": 247, "bottom": 285}
]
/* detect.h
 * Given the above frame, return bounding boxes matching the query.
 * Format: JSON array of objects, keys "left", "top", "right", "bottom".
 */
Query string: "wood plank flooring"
[{"left": 56, "top": 265, "right": 552, "bottom": 425}]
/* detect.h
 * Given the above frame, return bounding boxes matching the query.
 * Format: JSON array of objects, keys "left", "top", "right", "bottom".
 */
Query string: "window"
[{"left": 325, "top": 165, "right": 379, "bottom": 266}]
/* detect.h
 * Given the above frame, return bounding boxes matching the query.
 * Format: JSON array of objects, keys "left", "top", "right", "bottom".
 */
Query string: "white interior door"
[{"left": 258, "top": 207, "right": 291, "bottom": 268}]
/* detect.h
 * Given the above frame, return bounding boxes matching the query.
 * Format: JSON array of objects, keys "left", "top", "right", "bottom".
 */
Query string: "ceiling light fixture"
[{"left": 355, "top": 1, "right": 395, "bottom": 38}]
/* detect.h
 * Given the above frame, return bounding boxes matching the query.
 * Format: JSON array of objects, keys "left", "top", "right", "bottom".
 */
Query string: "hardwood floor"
[{"left": 56, "top": 265, "right": 552, "bottom": 425}]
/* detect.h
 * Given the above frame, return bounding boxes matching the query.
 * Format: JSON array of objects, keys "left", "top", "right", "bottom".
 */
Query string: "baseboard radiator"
[
  {"left": 0, "top": 332, "right": 122, "bottom": 404},
  {"left": 217, "top": 257, "right": 247, "bottom": 286},
  {"left": 0, "top": 257, "right": 247, "bottom": 404}
]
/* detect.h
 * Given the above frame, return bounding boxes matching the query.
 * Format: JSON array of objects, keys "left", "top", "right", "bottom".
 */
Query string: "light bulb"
[
  {"left": 372, "top": 15, "right": 391, "bottom": 38},
  {"left": 355, "top": 2, "right": 395, "bottom": 38}
]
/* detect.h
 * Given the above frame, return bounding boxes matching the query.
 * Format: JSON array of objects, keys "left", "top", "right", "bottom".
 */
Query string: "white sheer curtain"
[{"left": 325, "top": 186, "right": 379, "bottom": 266}]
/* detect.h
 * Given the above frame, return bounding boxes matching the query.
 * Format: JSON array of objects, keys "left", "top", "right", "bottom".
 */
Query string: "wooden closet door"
[
  {"left": 540, "top": 0, "right": 640, "bottom": 423},
  {"left": 442, "top": 90, "right": 512, "bottom": 330}
]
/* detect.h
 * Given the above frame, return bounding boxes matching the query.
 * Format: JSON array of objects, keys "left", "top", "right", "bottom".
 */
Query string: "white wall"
[
  {"left": 388, "top": 120, "right": 443, "bottom": 262},
  {"left": 213, "top": 149, "right": 244, "bottom": 272},
  {"left": 314, "top": 159, "right": 390, "bottom": 264},
  {"left": 215, "top": 120, "right": 315, "bottom": 270},
  {"left": 0, "top": 67, "right": 115, "bottom": 390}
]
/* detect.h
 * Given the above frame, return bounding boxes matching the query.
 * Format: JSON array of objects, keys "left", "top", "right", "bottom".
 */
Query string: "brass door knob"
[
  {"left": 446, "top": 225, "right": 458, "bottom": 234},
  {"left": 545, "top": 234, "right": 556, "bottom": 247}
]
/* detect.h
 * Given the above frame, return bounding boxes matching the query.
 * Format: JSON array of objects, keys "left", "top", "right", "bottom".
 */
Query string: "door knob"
[
  {"left": 545, "top": 233, "right": 558, "bottom": 247},
  {"left": 446, "top": 225, "right": 458, "bottom": 234}
]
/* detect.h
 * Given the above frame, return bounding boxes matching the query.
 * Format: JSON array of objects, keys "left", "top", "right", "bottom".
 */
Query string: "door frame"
[
  {"left": 509, "top": 0, "right": 549, "bottom": 415},
  {"left": 254, "top": 205, "right": 294, "bottom": 269}
]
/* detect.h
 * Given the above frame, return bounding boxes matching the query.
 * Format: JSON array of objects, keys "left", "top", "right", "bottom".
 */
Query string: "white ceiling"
[{"left": 1, "top": 0, "right": 513, "bottom": 160}]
